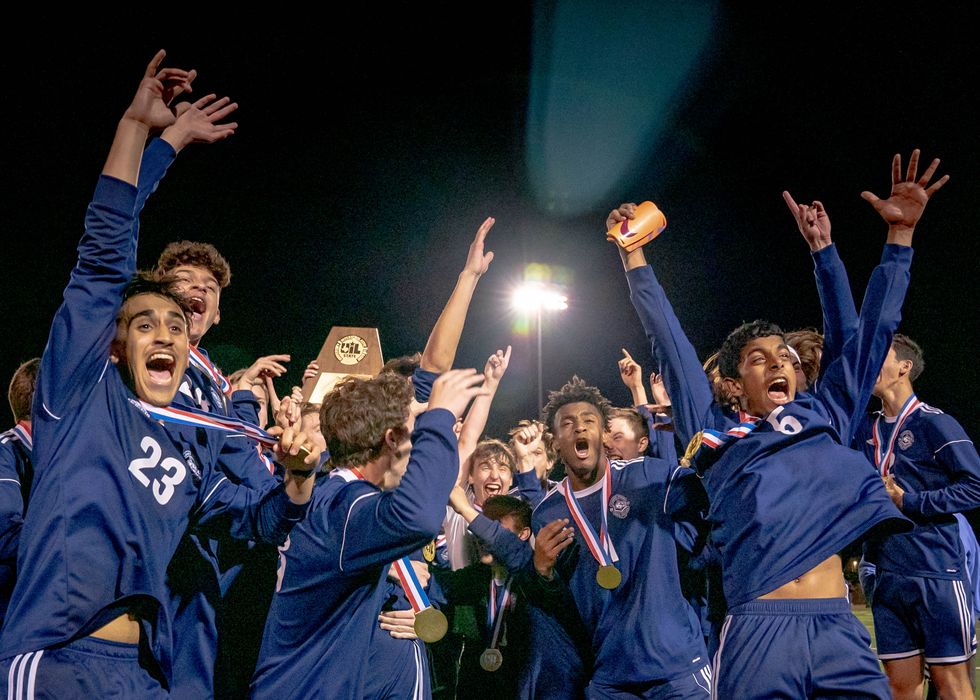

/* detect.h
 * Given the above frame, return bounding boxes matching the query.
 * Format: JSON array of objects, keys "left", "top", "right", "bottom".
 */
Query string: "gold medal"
[
  {"left": 596, "top": 564, "right": 621, "bottom": 590},
  {"left": 422, "top": 540, "right": 436, "bottom": 563},
  {"left": 413, "top": 606, "right": 448, "bottom": 643},
  {"left": 680, "top": 431, "right": 703, "bottom": 468},
  {"left": 480, "top": 648, "right": 503, "bottom": 672}
]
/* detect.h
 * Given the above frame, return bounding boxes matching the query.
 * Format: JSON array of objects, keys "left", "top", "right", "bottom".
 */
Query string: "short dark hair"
[
  {"left": 381, "top": 353, "right": 422, "bottom": 378},
  {"left": 155, "top": 241, "right": 232, "bottom": 289},
  {"left": 119, "top": 273, "right": 193, "bottom": 326},
  {"left": 893, "top": 333, "right": 924, "bottom": 382},
  {"left": 541, "top": 376, "right": 612, "bottom": 431},
  {"left": 607, "top": 407, "right": 647, "bottom": 441},
  {"left": 507, "top": 419, "right": 557, "bottom": 464},
  {"left": 470, "top": 439, "right": 515, "bottom": 476},
  {"left": 483, "top": 495, "right": 532, "bottom": 531},
  {"left": 717, "top": 320, "right": 785, "bottom": 380},
  {"left": 8, "top": 358, "right": 40, "bottom": 423},
  {"left": 785, "top": 328, "right": 824, "bottom": 388},
  {"left": 319, "top": 373, "right": 414, "bottom": 469}
]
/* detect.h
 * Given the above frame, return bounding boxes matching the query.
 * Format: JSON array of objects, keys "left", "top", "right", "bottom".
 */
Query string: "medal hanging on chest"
[
  {"left": 872, "top": 394, "right": 920, "bottom": 476},
  {"left": 480, "top": 575, "right": 513, "bottom": 672},
  {"left": 563, "top": 464, "right": 622, "bottom": 589}
]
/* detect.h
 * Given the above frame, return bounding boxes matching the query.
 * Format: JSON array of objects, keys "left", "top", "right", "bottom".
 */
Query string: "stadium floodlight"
[{"left": 510, "top": 281, "right": 568, "bottom": 410}]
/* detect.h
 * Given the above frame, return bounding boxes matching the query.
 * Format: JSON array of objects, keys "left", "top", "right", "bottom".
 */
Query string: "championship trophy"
[
  {"left": 606, "top": 201, "right": 667, "bottom": 252},
  {"left": 301, "top": 327, "right": 384, "bottom": 405}
]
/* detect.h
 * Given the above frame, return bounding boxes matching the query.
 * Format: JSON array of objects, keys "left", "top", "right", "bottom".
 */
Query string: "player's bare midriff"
[
  {"left": 758, "top": 554, "right": 847, "bottom": 599},
  {"left": 89, "top": 612, "right": 141, "bottom": 644}
]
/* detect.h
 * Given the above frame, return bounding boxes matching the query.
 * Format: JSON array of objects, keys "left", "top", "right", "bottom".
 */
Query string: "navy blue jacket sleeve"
[
  {"left": 902, "top": 416, "right": 980, "bottom": 519},
  {"left": 811, "top": 244, "right": 858, "bottom": 380},
  {"left": 0, "top": 443, "right": 24, "bottom": 561},
  {"left": 816, "top": 244, "right": 912, "bottom": 446},
  {"left": 513, "top": 470, "right": 546, "bottom": 508},
  {"left": 468, "top": 513, "right": 534, "bottom": 572},
  {"left": 37, "top": 177, "right": 138, "bottom": 419},
  {"left": 337, "top": 409, "right": 460, "bottom": 572},
  {"left": 626, "top": 265, "right": 719, "bottom": 448}
]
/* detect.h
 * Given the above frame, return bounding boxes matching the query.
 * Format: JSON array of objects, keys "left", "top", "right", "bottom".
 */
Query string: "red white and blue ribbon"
[
  {"left": 11, "top": 421, "right": 32, "bottom": 453},
  {"left": 392, "top": 557, "right": 435, "bottom": 614},
  {"left": 189, "top": 345, "right": 232, "bottom": 396},
  {"left": 563, "top": 463, "right": 619, "bottom": 568},
  {"left": 486, "top": 576, "right": 513, "bottom": 649},
  {"left": 139, "top": 400, "right": 277, "bottom": 448},
  {"left": 872, "top": 394, "right": 921, "bottom": 476}
]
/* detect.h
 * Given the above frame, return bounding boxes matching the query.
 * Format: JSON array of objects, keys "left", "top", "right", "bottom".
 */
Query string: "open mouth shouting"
[
  {"left": 574, "top": 437, "right": 591, "bottom": 461},
  {"left": 766, "top": 376, "right": 791, "bottom": 404},
  {"left": 146, "top": 351, "right": 178, "bottom": 386}
]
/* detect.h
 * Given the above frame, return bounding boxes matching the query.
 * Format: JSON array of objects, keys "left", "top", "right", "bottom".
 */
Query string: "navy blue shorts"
[
  {"left": 712, "top": 598, "right": 889, "bottom": 699},
  {"left": 873, "top": 570, "right": 976, "bottom": 664},
  {"left": 587, "top": 664, "right": 711, "bottom": 699},
  {"left": 1, "top": 637, "right": 166, "bottom": 699}
]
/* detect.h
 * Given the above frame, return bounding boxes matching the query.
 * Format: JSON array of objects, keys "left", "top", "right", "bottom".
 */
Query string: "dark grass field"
[{"left": 852, "top": 605, "right": 980, "bottom": 697}]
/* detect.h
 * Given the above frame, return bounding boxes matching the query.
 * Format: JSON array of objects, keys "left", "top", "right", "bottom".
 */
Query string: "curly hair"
[
  {"left": 507, "top": 419, "right": 557, "bottom": 464},
  {"left": 717, "top": 320, "right": 785, "bottom": 380},
  {"left": 483, "top": 495, "right": 532, "bottom": 531},
  {"left": 155, "top": 241, "right": 232, "bottom": 289},
  {"left": 893, "top": 333, "right": 925, "bottom": 382},
  {"left": 319, "top": 373, "right": 414, "bottom": 469},
  {"left": 785, "top": 328, "right": 824, "bottom": 388},
  {"left": 541, "top": 376, "right": 612, "bottom": 431},
  {"left": 8, "top": 358, "right": 40, "bottom": 423}
]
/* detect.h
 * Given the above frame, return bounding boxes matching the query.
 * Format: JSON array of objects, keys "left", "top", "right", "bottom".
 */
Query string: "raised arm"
[
  {"left": 782, "top": 191, "right": 858, "bottom": 374},
  {"left": 457, "top": 346, "right": 511, "bottom": 466},
  {"left": 618, "top": 349, "right": 649, "bottom": 406},
  {"left": 38, "top": 52, "right": 194, "bottom": 418},
  {"left": 611, "top": 203, "right": 719, "bottom": 447},
  {"left": 340, "top": 370, "right": 489, "bottom": 571},
  {"left": 818, "top": 150, "right": 947, "bottom": 443},
  {"left": 420, "top": 217, "right": 495, "bottom": 372}
]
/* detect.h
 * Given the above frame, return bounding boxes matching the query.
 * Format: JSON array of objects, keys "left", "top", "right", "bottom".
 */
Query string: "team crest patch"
[
  {"left": 898, "top": 430, "right": 914, "bottom": 451},
  {"left": 183, "top": 450, "right": 202, "bottom": 481},
  {"left": 609, "top": 494, "right": 631, "bottom": 519}
]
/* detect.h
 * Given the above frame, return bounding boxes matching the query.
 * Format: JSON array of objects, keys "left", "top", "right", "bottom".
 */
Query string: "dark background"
[{"left": 2, "top": 4, "right": 976, "bottom": 439}]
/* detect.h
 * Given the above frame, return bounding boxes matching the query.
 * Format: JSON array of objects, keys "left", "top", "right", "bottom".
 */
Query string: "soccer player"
[
  {"left": 603, "top": 407, "right": 650, "bottom": 462},
  {"left": 0, "top": 359, "right": 38, "bottom": 627},
  {"left": 857, "top": 334, "right": 980, "bottom": 699},
  {"left": 612, "top": 149, "right": 947, "bottom": 697},
  {"left": 0, "top": 52, "right": 318, "bottom": 698},
  {"left": 250, "top": 368, "right": 488, "bottom": 698}
]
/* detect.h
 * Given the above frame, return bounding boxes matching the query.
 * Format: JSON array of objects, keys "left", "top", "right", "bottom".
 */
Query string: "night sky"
[{"left": 2, "top": 6, "right": 977, "bottom": 439}]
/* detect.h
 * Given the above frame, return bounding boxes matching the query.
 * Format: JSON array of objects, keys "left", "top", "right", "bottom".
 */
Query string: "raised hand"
[
  {"left": 483, "top": 346, "right": 512, "bottom": 385},
  {"left": 427, "top": 369, "right": 490, "bottom": 420},
  {"left": 302, "top": 361, "right": 320, "bottom": 383},
  {"left": 163, "top": 94, "right": 239, "bottom": 152},
  {"left": 618, "top": 349, "right": 643, "bottom": 391},
  {"left": 861, "top": 149, "right": 948, "bottom": 241},
  {"left": 649, "top": 372, "right": 672, "bottom": 408},
  {"left": 463, "top": 217, "right": 496, "bottom": 278},
  {"left": 511, "top": 421, "right": 544, "bottom": 473},
  {"left": 235, "top": 354, "right": 291, "bottom": 393},
  {"left": 606, "top": 202, "right": 637, "bottom": 231},
  {"left": 533, "top": 518, "right": 575, "bottom": 580},
  {"left": 782, "top": 191, "right": 832, "bottom": 252},
  {"left": 123, "top": 50, "right": 195, "bottom": 131}
]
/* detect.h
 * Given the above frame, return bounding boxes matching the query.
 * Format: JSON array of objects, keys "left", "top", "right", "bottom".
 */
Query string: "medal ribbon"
[
  {"left": 346, "top": 468, "right": 436, "bottom": 614},
  {"left": 562, "top": 463, "right": 619, "bottom": 568},
  {"left": 139, "top": 401, "right": 277, "bottom": 448},
  {"left": 872, "top": 394, "right": 920, "bottom": 476},
  {"left": 11, "top": 421, "right": 32, "bottom": 457},
  {"left": 486, "top": 576, "right": 513, "bottom": 650},
  {"left": 189, "top": 346, "right": 232, "bottom": 396}
]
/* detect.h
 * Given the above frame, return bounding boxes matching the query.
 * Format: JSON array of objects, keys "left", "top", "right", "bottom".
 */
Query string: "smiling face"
[
  {"left": 469, "top": 455, "right": 514, "bottom": 506},
  {"left": 724, "top": 335, "right": 797, "bottom": 417},
  {"left": 604, "top": 416, "right": 647, "bottom": 461},
  {"left": 169, "top": 265, "right": 221, "bottom": 344},
  {"left": 111, "top": 293, "right": 190, "bottom": 407},
  {"left": 553, "top": 401, "right": 605, "bottom": 486}
]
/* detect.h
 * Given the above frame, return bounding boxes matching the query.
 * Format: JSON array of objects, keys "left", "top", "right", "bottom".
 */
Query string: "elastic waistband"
[
  {"left": 728, "top": 597, "right": 850, "bottom": 616},
  {"left": 65, "top": 636, "right": 141, "bottom": 659}
]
